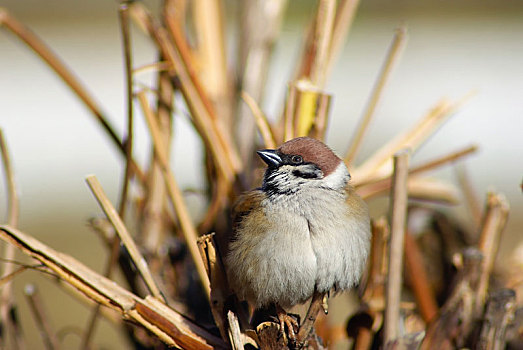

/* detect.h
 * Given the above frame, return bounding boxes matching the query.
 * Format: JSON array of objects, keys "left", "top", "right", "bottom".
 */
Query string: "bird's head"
[{"left": 257, "top": 137, "right": 350, "bottom": 195}]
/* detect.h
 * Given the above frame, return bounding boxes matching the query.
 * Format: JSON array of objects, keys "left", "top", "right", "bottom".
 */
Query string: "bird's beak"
[{"left": 257, "top": 149, "right": 282, "bottom": 167}]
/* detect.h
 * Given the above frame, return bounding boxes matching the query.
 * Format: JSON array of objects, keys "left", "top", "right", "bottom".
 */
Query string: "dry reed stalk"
[
  {"left": 422, "top": 248, "right": 483, "bottom": 349},
  {"left": 0, "top": 226, "right": 226, "bottom": 349},
  {"left": 404, "top": 231, "right": 438, "bottom": 323},
  {"left": 137, "top": 91, "right": 211, "bottom": 300},
  {"left": 24, "top": 284, "right": 60, "bottom": 350},
  {"left": 356, "top": 144, "right": 477, "bottom": 200},
  {"left": 196, "top": 233, "right": 231, "bottom": 342},
  {"left": 85, "top": 175, "right": 164, "bottom": 302},
  {"left": 351, "top": 93, "right": 474, "bottom": 186},
  {"left": 476, "top": 289, "right": 516, "bottom": 349},
  {"left": 241, "top": 91, "right": 277, "bottom": 149},
  {"left": 140, "top": 0, "right": 177, "bottom": 255},
  {"left": 325, "top": 0, "right": 361, "bottom": 79},
  {"left": 309, "top": 0, "right": 336, "bottom": 88},
  {"left": 345, "top": 26, "right": 408, "bottom": 164},
  {"left": 0, "top": 129, "right": 24, "bottom": 350},
  {"left": 0, "top": 8, "right": 145, "bottom": 183},
  {"left": 476, "top": 192, "right": 510, "bottom": 315},
  {"left": 455, "top": 164, "right": 482, "bottom": 234},
  {"left": 81, "top": 6, "right": 135, "bottom": 347},
  {"left": 192, "top": 0, "right": 231, "bottom": 127},
  {"left": 283, "top": 84, "right": 298, "bottom": 141},
  {"left": 129, "top": 3, "right": 240, "bottom": 183},
  {"left": 227, "top": 311, "right": 244, "bottom": 350},
  {"left": 384, "top": 149, "right": 410, "bottom": 345},
  {"left": 236, "top": 0, "right": 288, "bottom": 164}
]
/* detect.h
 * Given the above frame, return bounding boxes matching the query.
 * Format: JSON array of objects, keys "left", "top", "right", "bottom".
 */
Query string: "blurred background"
[{"left": 0, "top": 0, "right": 522, "bottom": 348}]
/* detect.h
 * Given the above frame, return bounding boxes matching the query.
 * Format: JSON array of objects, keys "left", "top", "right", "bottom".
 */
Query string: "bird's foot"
[{"left": 275, "top": 306, "right": 300, "bottom": 346}]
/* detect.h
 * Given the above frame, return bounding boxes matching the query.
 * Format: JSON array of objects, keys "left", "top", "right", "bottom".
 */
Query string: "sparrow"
[{"left": 225, "top": 137, "right": 371, "bottom": 343}]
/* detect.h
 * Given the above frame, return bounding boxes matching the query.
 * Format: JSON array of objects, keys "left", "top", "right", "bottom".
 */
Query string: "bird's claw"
[{"left": 275, "top": 309, "right": 300, "bottom": 346}]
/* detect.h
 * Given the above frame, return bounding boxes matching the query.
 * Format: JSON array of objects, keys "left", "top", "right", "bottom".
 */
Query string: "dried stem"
[
  {"left": 0, "top": 226, "right": 226, "bottom": 349},
  {"left": 356, "top": 144, "right": 478, "bottom": 200},
  {"left": 283, "top": 84, "right": 297, "bottom": 142},
  {"left": 0, "top": 8, "right": 145, "bottom": 183},
  {"left": 297, "top": 291, "right": 326, "bottom": 345},
  {"left": 241, "top": 91, "right": 277, "bottom": 149},
  {"left": 310, "top": 0, "right": 336, "bottom": 87},
  {"left": 351, "top": 92, "right": 474, "bottom": 186},
  {"left": 476, "top": 192, "right": 510, "bottom": 315},
  {"left": 0, "top": 129, "right": 24, "bottom": 350},
  {"left": 345, "top": 26, "right": 408, "bottom": 164},
  {"left": 81, "top": 5, "right": 135, "bottom": 348},
  {"left": 455, "top": 164, "right": 482, "bottom": 234},
  {"left": 325, "top": 0, "right": 361, "bottom": 78},
  {"left": 476, "top": 289, "right": 516, "bottom": 349},
  {"left": 85, "top": 175, "right": 165, "bottom": 301},
  {"left": 24, "top": 284, "right": 60, "bottom": 350},
  {"left": 117, "top": 2, "right": 134, "bottom": 219},
  {"left": 384, "top": 149, "right": 410, "bottom": 344},
  {"left": 404, "top": 231, "right": 438, "bottom": 323},
  {"left": 227, "top": 311, "right": 244, "bottom": 350},
  {"left": 138, "top": 91, "right": 211, "bottom": 300}
]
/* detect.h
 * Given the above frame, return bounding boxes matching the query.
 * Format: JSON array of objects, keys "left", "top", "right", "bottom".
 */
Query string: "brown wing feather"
[{"left": 231, "top": 190, "right": 266, "bottom": 239}]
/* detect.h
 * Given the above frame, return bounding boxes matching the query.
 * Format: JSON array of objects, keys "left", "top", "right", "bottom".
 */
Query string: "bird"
[{"left": 225, "top": 137, "right": 371, "bottom": 344}]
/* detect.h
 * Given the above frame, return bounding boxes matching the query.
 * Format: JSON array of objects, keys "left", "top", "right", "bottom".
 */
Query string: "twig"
[
  {"left": 356, "top": 144, "right": 477, "bottom": 200},
  {"left": 0, "top": 8, "right": 145, "bottom": 183},
  {"left": 81, "top": 5, "right": 136, "bottom": 348},
  {"left": 422, "top": 248, "right": 484, "bottom": 349},
  {"left": 141, "top": 0, "right": 176, "bottom": 254},
  {"left": 325, "top": 0, "right": 361, "bottom": 79},
  {"left": 297, "top": 291, "right": 326, "bottom": 345},
  {"left": 476, "top": 192, "right": 510, "bottom": 315},
  {"left": 227, "top": 311, "right": 244, "bottom": 350},
  {"left": 310, "top": 0, "right": 336, "bottom": 87},
  {"left": 24, "top": 284, "right": 61, "bottom": 350},
  {"left": 138, "top": 91, "right": 211, "bottom": 300},
  {"left": 384, "top": 149, "right": 410, "bottom": 345},
  {"left": 308, "top": 92, "right": 331, "bottom": 141},
  {"left": 455, "top": 164, "right": 482, "bottom": 234},
  {"left": 0, "top": 226, "right": 226, "bottom": 349},
  {"left": 476, "top": 289, "right": 516, "bottom": 349},
  {"left": 241, "top": 91, "right": 277, "bottom": 149},
  {"left": 129, "top": 3, "right": 241, "bottom": 181},
  {"left": 236, "top": 0, "right": 288, "bottom": 164},
  {"left": 404, "top": 231, "right": 438, "bottom": 323},
  {"left": 351, "top": 92, "right": 475, "bottom": 186},
  {"left": 85, "top": 175, "right": 165, "bottom": 302},
  {"left": 0, "top": 129, "right": 24, "bottom": 350},
  {"left": 345, "top": 26, "right": 408, "bottom": 164},
  {"left": 118, "top": 2, "right": 134, "bottom": 219},
  {"left": 283, "top": 84, "right": 297, "bottom": 141}
]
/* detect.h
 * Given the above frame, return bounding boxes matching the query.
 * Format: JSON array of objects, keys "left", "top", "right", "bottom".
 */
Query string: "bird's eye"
[{"left": 291, "top": 155, "right": 303, "bottom": 164}]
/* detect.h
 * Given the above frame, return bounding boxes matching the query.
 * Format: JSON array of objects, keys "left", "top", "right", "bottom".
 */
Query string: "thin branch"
[
  {"left": 241, "top": 91, "right": 277, "bottom": 149},
  {"left": 325, "top": 0, "right": 361, "bottom": 78},
  {"left": 404, "top": 231, "right": 438, "bottom": 323},
  {"left": 475, "top": 192, "right": 510, "bottom": 315},
  {"left": 137, "top": 91, "right": 211, "bottom": 300},
  {"left": 0, "top": 8, "right": 145, "bottom": 183},
  {"left": 24, "top": 284, "right": 61, "bottom": 350},
  {"left": 310, "top": 0, "right": 336, "bottom": 87},
  {"left": 345, "top": 26, "right": 408, "bottom": 164},
  {"left": 81, "top": 5, "right": 136, "bottom": 348},
  {"left": 118, "top": 2, "right": 134, "bottom": 219},
  {"left": 0, "top": 129, "right": 24, "bottom": 350},
  {"left": 283, "top": 84, "right": 297, "bottom": 142},
  {"left": 351, "top": 92, "right": 475, "bottom": 186},
  {"left": 384, "top": 149, "right": 410, "bottom": 345},
  {"left": 0, "top": 226, "right": 226, "bottom": 349},
  {"left": 85, "top": 175, "right": 165, "bottom": 302},
  {"left": 356, "top": 144, "right": 478, "bottom": 199},
  {"left": 455, "top": 164, "right": 482, "bottom": 234}
]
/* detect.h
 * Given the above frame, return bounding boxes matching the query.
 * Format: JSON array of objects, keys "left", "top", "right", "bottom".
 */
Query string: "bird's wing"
[{"left": 231, "top": 189, "right": 266, "bottom": 239}]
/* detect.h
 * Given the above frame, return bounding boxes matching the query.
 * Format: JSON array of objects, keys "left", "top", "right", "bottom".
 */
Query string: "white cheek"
[{"left": 322, "top": 162, "right": 350, "bottom": 189}]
